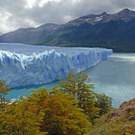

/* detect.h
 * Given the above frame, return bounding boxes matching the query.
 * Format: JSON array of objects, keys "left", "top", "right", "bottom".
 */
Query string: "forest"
[{"left": 0, "top": 72, "right": 134, "bottom": 135}]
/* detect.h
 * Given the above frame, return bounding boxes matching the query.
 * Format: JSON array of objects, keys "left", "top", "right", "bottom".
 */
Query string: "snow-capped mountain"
[
  {"left": 69, "top": 9, "right": 135, "bottom": 25},
  {"left": 0, "top": 9, "right": 135, "bottom": 52}
]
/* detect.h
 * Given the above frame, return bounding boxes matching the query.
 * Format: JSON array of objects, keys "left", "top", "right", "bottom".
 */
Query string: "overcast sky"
[{"left": 0, "top": 0, "right": 135, "bottom": 33}]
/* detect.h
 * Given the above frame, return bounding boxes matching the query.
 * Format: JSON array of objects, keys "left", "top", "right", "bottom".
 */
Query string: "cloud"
[{"left": 0, "top": 0, "right": 135, "bottom": 33}]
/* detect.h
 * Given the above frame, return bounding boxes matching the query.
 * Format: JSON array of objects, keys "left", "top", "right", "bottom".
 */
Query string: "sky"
[{"left": 0, "top": 0, "right": 135, "bottom": 33}]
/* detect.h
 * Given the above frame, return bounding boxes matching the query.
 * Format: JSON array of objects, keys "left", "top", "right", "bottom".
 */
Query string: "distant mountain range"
[{"left": 1, "top": 8, "right": 135, "bottom": 52}]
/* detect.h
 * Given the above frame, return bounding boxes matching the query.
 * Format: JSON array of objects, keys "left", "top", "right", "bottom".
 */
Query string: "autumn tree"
[
  {"left": 0, "top": 80, "right": 9, "bottom": 111},
  {"left": 0, "top": 99, "right": 47, "bottom": 135},
  {"left": 60, "top": 72, "right": 100, "bottom": 122},
  {"left": 0, "top": 73, "right": 112, "bottom": 135},
  {"left": 29, "top": 89, "right": 92, "bottom": 135}
]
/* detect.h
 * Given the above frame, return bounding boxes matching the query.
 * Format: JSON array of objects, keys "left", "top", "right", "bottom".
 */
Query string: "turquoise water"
[
  {"left": 87, "top": 53, "right": 135, "bottom": 107},
  {"left": 6, "top": 53, "right": 135, "bottom": 107},
  {"left": 6, "top": 82, "right": 58, "bottom": 100}
]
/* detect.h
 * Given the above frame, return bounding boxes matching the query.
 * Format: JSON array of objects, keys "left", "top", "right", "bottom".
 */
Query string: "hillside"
[
  {"left": 1, "top": 9, "right": 135, "bottom": 52},
  {"left": 0, "top": 72, "right": 135, "bottom": 135},
  {"left": 90, "top": 98, "right": 135, "bottom": 135}
]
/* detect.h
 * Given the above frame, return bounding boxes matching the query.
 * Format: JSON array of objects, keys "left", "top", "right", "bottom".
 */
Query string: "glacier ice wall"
[{"left": 0, "top": 48, "right": 112, "bottom": 88}]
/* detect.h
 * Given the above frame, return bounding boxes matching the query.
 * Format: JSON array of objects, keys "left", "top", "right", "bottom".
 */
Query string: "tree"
[
  {"left": 96, "top": 93, "right": 112, "bottom": 115},
  {"left": 60, "top": 72, "right": 100, "bottom": 122},
  {"left": 90, "top": 98, "right": 135, "bottom": 135},
  {"left": 0, "top": 100, "right": 46, "bottom": 135},
  {"left": 0, "top": 80, "right": 9, "bottom": 94},
  {"left": 30, "top": 89, "right": 92, "bottom": 135},
  {"left": 0, "top": 80, "right": 9, "bottom": 111},
  {"left": 0, "top": 73, "right": 113, "bottom": 135}
]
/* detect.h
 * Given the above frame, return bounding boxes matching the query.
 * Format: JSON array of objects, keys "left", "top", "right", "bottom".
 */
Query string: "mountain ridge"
[{"left": 0, "top": 8, "right": 135, "bottom": 52}]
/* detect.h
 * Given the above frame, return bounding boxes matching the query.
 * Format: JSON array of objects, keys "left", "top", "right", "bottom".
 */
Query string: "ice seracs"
[{"left": 0, "top": 48, "right": 112, "bottom": 88}]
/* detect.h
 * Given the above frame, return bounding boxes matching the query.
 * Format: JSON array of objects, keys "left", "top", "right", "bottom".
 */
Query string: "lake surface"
[
  {"left": 6, "top": 53, "right": 135, "bottom": 107},
  {"left": 87, "top": 53, "right": 135, "bottom": 106}
]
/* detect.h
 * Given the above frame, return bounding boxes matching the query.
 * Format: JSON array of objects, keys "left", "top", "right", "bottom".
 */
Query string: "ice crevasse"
[{"left": 0, "top": 48, "right": 112, "bottom": 88}]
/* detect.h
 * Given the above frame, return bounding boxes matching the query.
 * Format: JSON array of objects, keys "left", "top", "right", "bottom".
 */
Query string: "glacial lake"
[{"left": 6, "top": 53, "right": 135, "bottom": 107}]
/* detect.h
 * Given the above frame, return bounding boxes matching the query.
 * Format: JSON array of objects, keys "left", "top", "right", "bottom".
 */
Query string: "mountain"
[
  {"left": 1, "top": 9, "right": 135, "bottom": 52},
  {"left": 0, "top": 23, "right": 60, "bottom": 44},
  {"left": 90, "top": 98, "right": 135, "bottom": 135}
]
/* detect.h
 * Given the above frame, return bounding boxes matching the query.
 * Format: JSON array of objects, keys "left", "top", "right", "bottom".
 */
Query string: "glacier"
[{"left": 0, "top": 45, "right": 112, "bottom": 88}]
